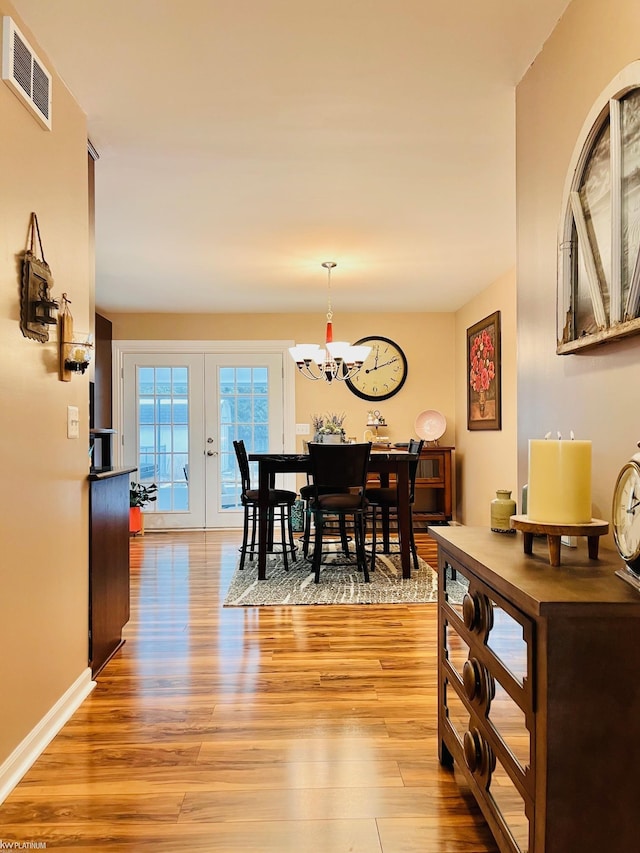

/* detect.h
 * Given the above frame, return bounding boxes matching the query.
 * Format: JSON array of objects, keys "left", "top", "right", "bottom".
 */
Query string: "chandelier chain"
[{"left": 323, "top": 261, "right": 335, "bottom": 320}]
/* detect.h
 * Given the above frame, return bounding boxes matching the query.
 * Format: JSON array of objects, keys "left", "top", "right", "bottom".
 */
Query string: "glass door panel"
[
  {"left": 205, "top": 354, "right": 283, "bottom": 527},
  {"left": 123, "top": 353, "right": 205, "bottom": 529},
  {"left": 138, "top": 366, "right": 190, "bottom": 512}
]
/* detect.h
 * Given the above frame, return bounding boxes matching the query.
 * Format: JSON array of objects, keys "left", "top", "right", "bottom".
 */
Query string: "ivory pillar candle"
[{"left": 527, "top": 439, "right": 592, "bottom": 523}]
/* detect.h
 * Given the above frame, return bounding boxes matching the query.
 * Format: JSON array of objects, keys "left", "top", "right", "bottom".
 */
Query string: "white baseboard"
[{"left": 0, "top": 668, "right": 96, "bottom": 804}]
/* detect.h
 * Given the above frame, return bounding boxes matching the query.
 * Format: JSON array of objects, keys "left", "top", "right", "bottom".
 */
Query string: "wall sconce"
[
  {"left": 63, "top": 333, "right": 94, "bottom": 375},
  {"left": 59, "top": 294, "right": 93, "bottom": 381}
]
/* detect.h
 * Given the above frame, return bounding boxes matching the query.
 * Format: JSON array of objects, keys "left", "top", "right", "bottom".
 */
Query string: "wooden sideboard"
[
  {"left": 413, "top": 445, "right": 453, "bottom": 524},
  {"left": 89, "top": 467, "right": 135, "bottom": 676},
  {"left": 429, "top": 525, "right": 640, "bottom": 853}
]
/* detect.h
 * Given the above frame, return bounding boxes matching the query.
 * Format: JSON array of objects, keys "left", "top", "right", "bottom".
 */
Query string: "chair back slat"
[
  {"left": 407, "top": 438, "right": 424, "bottom": 503},
  {"left": 233, "top": 440, "right": 252, "bottom": 495},
  {"left": 308, "top": 442, "right": 372, "bottom": 497}
]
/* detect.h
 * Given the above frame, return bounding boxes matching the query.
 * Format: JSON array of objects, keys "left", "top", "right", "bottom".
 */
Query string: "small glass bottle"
[{"left": 491, "top": 489, "right": 517, "bottom": 534}]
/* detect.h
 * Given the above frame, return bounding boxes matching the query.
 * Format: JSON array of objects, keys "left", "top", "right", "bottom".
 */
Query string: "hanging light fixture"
[{"left": 289, "top": 262, "right": 371, "bottom": 382}]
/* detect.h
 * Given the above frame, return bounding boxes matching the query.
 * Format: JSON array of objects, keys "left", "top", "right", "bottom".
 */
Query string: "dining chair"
[
  {"left": 233, "top": 440, "right": 298, "bottom": 571},
  {"left": 307, "top": 442, "right": 372, "bottom": 583},
  {"left": 366, "top": 438, "right": 424, "bottom": 574}
]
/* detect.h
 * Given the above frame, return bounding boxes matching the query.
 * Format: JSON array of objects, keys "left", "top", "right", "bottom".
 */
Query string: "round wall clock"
[
  {"left": 612, "top": 443, "right": 640, "bottom": 576},
  {"left": 345, "top": 336, "right": 408, "bottom": 401}
]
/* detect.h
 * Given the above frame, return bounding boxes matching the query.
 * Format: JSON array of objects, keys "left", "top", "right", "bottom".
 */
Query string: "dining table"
[{"left": 248, "top": 447, "right": 420, "bottom": 581}]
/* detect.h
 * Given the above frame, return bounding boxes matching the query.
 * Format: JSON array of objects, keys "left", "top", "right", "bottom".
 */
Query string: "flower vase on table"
[{"left": 311, "top": 412, "right": 346, "bottom": 444}]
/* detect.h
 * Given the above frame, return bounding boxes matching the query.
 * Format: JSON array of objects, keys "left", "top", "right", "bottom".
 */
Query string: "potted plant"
[
  {"left": 312, "top": 412, "right": 346, "bottom": 444},
  {"left": 129, "top": 481, "right": 158, "bottom": 535}
]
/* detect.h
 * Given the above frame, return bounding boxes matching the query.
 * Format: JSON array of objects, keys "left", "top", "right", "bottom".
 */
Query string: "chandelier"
[{"left": 289, "top": 262, "right": 371, "bottom": 382}]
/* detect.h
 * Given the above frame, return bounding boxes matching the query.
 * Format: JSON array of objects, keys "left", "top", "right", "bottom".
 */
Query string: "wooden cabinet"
[
  {"left": 89, "top": 468, "right": 135, "bottom": 676},
  {"left": 413, "top": 445, "right": 453, "bottom": 523},
  {"left": 429, "top": 525, "right": 640, "bottom": 853}
]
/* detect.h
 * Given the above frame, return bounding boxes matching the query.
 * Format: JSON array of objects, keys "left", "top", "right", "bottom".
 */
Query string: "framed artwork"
[{"left": 467, "top": 310, "right": 501, "bottom": 431}]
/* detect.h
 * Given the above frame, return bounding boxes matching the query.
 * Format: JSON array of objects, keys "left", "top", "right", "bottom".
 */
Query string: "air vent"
[{"left": 2, "top": 16, "right": 51, "bottom": 130}]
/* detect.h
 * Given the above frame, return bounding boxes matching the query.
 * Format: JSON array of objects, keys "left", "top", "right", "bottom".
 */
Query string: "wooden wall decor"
[
  {"left": 20, "top": 212, "right": 58, "bottom": 342},
  {"left": 557, "top": 62, "right": 640, "bottom": 354}
]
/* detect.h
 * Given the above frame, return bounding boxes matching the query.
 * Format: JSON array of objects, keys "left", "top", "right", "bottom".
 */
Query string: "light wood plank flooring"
[{"left": 0, "top": 530, "right": 497, "bottom": 852}]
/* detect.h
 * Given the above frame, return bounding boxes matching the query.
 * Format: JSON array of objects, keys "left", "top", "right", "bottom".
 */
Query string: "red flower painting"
[
  {"left": 466, "top": 312, "right": 501, "bottom": 431},
  {"left": 469, "top": 328, "right": 495, "bottom": 393}
]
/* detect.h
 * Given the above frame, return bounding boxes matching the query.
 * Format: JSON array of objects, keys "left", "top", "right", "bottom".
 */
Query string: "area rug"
[{"left": 223, "top": 552, "right": 468, "bottom": 607}]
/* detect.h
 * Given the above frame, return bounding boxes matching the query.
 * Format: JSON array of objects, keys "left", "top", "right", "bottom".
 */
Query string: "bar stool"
[
  {"left": 307, "top": 442, "right": 372, "bottom": 583},
  {"left": 233, "top": 440, "right": 298, "bottom": 571},
  {"left": 366, "top": 438, "right": 424, "bottom": 574}
]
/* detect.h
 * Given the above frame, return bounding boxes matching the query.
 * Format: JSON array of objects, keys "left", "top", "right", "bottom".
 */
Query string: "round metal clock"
[
  {"left": 612, "top": 444, "right": 640, "bottom": 575},
  {"left": 345, "top": 336, "right": 408, "bottom": 401}
]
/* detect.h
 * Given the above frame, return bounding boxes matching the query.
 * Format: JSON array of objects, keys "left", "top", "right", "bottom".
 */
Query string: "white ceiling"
[{"left": 12, "top": 0, "right": 569, "bottom": 314}]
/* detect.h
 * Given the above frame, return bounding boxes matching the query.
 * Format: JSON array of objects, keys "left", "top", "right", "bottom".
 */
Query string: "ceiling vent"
[{"left": 2, "top": 16, "right": 51, "bottom": 130}]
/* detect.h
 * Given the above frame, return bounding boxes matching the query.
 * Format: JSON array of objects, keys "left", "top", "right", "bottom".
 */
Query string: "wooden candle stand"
[{"left": 510, "top": 514, "right": 609, "bottom": 566}]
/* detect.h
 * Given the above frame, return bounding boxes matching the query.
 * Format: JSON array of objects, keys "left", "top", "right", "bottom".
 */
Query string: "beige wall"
[
  {"left": 516, "top": 0, "right": 640, "bottom": 540},
  {"left": 110, "top": 311, "right": 457, "bottom": 451},
  {"left": 0, "top": 3, "right": 91, "bottom": 766},
  {"left": 454, "top": 269, "right": 518, "bottom": 526}
]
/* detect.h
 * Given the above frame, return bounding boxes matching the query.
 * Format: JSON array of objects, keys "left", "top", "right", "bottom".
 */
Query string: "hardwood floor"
[{"left": 0, "top": 530, "right": 497, "bottom": 852}]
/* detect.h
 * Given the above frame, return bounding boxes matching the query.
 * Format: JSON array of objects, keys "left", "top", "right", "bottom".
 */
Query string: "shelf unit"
[{"left": 413, "top": 445, "right": 454, "bottom": 524}]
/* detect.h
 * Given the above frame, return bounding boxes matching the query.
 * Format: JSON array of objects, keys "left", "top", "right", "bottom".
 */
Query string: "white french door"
[
  {"left": 123, "top": 353, "right": 203, "bottom": 528},
  {"left": 204, "top": 353, "right": 284, "bottom": 527},
  {"left": 119, "top": 343, "right": 293, "bottom": 530}
]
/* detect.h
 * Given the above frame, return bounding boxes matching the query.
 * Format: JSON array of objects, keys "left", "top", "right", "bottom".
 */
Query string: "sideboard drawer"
[
  {"left": 441, "top": 555, "right": 534, "bottom": 701},
  {"left": 444, "top": 622, "right": 531, "bottom": 773},
  {"left": 439, "top": 549, "right": 535, "bottom": 853},
  {"left": 443, "top": 674, "right": 531, "bottom": 853}
]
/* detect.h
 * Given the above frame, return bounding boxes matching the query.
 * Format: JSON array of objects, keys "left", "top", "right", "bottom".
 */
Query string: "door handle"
[{"left": 207, "top": 450, "right": 217, "bottom": 457}]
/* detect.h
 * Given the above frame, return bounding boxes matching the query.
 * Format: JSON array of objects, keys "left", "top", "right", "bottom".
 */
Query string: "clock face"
[
  {"left": 345, "top": 336, "right": 408, "bottom": 401},
  {"left": 612, "top": 460, "right": 640, "bottom": 574}
]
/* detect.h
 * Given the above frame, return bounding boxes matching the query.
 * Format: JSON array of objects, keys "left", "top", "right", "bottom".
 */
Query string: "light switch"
[
  {"left": 67, "top": 405, "right": 79, "bottom": 439},
  {"left": 295, "top": 423, "right": 310, "bottom": 435}
]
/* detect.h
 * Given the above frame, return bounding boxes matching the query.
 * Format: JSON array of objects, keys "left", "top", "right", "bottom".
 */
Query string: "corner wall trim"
[{"left": 0, "top": 668, "right": 96, "bottom": 804}]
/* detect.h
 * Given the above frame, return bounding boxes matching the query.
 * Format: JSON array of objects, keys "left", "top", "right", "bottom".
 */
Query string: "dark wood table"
[{"left": 248, "top": 448, "right": 419, "bottom": 580}]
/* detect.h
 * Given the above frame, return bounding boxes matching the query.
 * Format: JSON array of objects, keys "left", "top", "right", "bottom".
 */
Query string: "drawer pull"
[
  {"left": 462, "top": 591, "right": 494, "bottom": 635},
  {"left": 462, "top": 657, "right": 495, "bottom": 709},
  {"left": 463, "top": 728, "right": 481, "bottom": 773},
  {"left": 462, "top": 658, "right": 481, "bottom": 701},
  {"left": 462, "top": 592, "right": 481, "bottom": 630},
  {"left": 463, "top": 727, "right": 496, "bottom": 779}
]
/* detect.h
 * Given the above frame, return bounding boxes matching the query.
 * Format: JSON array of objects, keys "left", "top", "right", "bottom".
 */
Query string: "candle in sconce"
[{"left": 527, "top": 438, "right": 592, "bottom": 524}]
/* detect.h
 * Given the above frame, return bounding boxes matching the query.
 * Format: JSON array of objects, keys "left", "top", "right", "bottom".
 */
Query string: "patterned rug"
[{"left": 223, "top": 551, "right": 468, "bottom": 607}]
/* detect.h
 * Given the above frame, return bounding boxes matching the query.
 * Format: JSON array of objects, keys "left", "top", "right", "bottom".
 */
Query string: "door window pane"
[
  {"left": 136, "top": 365, "right": 190, "bottom": 512},
  {"left": 219, "top": 366, "right": 272, "bottom": 511}
]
